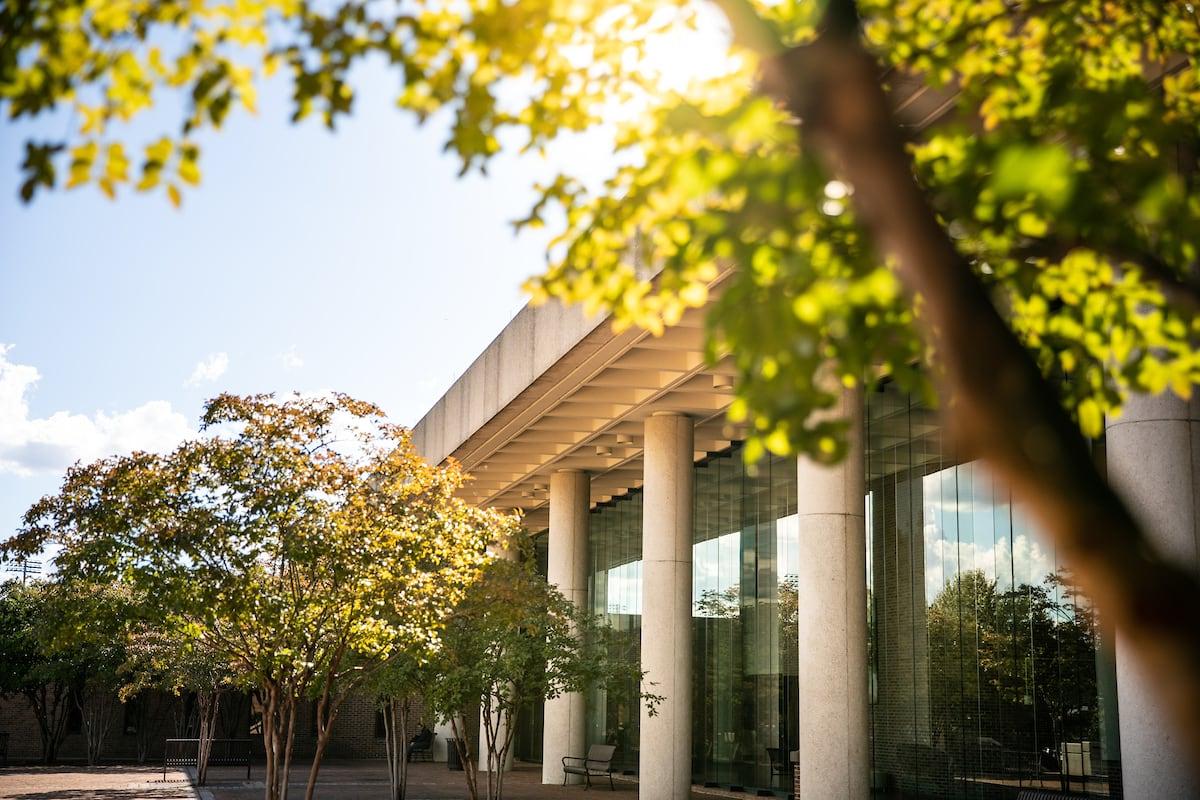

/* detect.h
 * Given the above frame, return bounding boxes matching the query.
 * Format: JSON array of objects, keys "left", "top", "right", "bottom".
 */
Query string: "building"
[{"left": 411, "top": 277, "right": 1200, "bottom": 799}]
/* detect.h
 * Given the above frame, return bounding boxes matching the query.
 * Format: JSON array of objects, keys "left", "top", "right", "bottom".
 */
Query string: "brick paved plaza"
[
  {"left": 0, "top": 761, "right": 754, "bottom": 800},
  {"left": 0, "top": 765, "right": 197, "bottom": 799}
]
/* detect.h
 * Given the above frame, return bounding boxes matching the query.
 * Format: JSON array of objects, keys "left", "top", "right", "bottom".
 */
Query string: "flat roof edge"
[{"left": 411, "top": 298, "right": 607, "bottom": 464}]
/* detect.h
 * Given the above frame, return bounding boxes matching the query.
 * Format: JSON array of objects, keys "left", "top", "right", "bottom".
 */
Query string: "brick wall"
[
  {"left": 0, "top": 691, "right": 196, "bottom": 764},
  {"left": 0, "top": 691, "right": 424, "bottom": 764}
]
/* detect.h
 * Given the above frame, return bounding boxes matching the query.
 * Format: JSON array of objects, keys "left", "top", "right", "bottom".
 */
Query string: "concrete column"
[
  {"left": 796, "top": 388, "right": 870, "bottom": 799},
  {"left": 431, "top": 720, "right": 454, "bottom": 762},
  {"left": 1106, "top": 391, "right": 1200, "bottom": 799},
  {"left": 480, "top": 536, "right": 519, "bottom": 774},
  {"left": 543, "top": 469, "right": 591, "bottom": 785},
  {"left": 639, "top": 412, "right": 694, "bottom": 800}
]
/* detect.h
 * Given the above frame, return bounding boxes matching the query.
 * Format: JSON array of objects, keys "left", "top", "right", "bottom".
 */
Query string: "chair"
[{"left": 562, "top": 743, "right": 617, "bottom": 790}]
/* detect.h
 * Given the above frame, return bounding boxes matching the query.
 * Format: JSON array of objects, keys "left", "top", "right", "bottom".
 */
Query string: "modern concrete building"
[{"left": 413, "top": 277, "right": 1200, "bottom": 799}]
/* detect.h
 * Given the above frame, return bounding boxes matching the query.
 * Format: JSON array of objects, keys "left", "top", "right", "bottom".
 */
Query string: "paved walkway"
[
  {"left": 199, "top": 760, "right": 778, "bottom": 800},
  {"left": 1, "top": 761, "right": 790, "bottom": 800},
  {"left": 201, "top": 761, "right": 632, "bottom": 799},
  {"left": 0, "top": 765, "right": 197, "bottom": 800}
]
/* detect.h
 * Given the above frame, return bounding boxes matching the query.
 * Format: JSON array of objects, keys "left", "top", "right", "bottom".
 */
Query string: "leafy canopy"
[
  {"left": 424, "top": 553, "right": 645, "bottom": 725},
  {"left": 0, "top": 578, "right": 134, "bottom": 696},
  {"left": 9, "top": 392, "right": 520, "bottom": 704},
  {"left": 4, "top": 1, "right": 1200, "bottom": 459}
]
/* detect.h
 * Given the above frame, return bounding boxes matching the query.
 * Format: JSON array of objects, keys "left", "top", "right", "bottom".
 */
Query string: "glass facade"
[
  {"left": 692, "top": 448, "right": 799, "bottom": 793},
  {"left": 562, "top": 383, "right": 1121, "bottom": 799},
  {"left": 513, "top": 535, "right": 549, "bottom": 764},
  {"left": 586, "top": 490, "right": 645, "bottom": 773},
  {"left": 580, "top": 450, "right": 800, "bottom": 794},
  {"left": 865, "top": 382, "right": 1121, "bottom": 798}
]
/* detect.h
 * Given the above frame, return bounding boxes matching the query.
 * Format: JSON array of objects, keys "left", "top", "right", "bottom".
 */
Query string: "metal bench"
[
  {"left": 163, "top": 738, "right": 252, "bottom": 780},
  {"left": 562, "top": 743, "right": 617, "bottom": 790}
]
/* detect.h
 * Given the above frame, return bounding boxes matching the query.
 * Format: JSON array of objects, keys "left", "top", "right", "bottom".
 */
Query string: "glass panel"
[
  {"left": 586, "top": 490, "right": 643, "bottom": 773},
  {"left": 691, "top": 447, "right": 799, "bottom": 794},
  {"left": 512, "top": 532, "right": 549, "bottom": 762},
  {"left": 866, "top": 381, "right": 1122, "bottom": 799}
]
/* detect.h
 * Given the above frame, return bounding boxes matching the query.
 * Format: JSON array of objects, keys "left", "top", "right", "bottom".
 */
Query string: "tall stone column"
[
  {"left": 640, "top": 412, "right": 694, "bottom": 800},
  {"left": 543, "top": 469, "right": 591, "bottom": 785},
  {"left": 1106, "top": 391, "right": 1200, "bottom": 799},
  {"left": 796, "top": 388, "right": 870, "bottom": 799}
]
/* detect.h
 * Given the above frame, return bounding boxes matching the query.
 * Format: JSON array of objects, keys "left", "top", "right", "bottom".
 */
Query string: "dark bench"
[
  {"left": 163, "top": 738, "right": 252, "bottom": 780},
  {"left": 1016, "top": 791, "right": 1090, "bottom": 800},
  {"left": 562, "top": 743, "right": 617, "bottom": 790},
  {"left": 0, "top": 731, "right": 8, "bottom": 767},
  {"left": 408, "top": 729, "right": 435, "bottom": 762}
]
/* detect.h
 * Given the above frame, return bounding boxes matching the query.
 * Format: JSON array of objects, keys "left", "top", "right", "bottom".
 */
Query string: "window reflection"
[
  {"left": 691, "top": 448, "right": 798, "bottom": 794},
  {"left": 587, "top": 490, "right": 644, "bottom": 773},
  {"left": 866, "top": 382, "right": 1121, "bottom": 798}
]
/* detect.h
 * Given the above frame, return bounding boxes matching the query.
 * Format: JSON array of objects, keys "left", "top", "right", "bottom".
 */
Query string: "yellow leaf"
[
  {"left": 167, "top": 183, "right": 182, "bottom": 208},
  {"left": 106, "top": 143, "right": 129, "bottom": 182},
  {"left": 1077, "top": 398, "right": 1102, "bottom": 438},
  {"left": 178, "top": 159, "right": 201, "bottom": 186}
]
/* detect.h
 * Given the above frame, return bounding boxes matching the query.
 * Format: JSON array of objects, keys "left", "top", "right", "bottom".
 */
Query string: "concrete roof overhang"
[
  {"left": 412, "top": 273, "right": 745, "bottom": 532},
  {"left": 410, "top": 74, "right": 968, "bottom": 529}
]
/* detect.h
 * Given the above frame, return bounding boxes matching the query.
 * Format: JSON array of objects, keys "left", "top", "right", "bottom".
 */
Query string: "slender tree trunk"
[
  {"left": 481, "top": 694, "right": 497, "bottom": 800},
  {"left": 302, "top": 691, "right": 343, "bottom": 800},
  {"left": 260, "top": 684, "right": 294, "bottom": 800},
  {"left": 449, "top": 714, "right": 478, "bottom": 800},
  {"left": 494, "top": 708, "right": 518, "bottom": 800},
  {"left": 261, "top": 689, "right": 275, "bottom": 800},
  {"left": 382, "top": 696, "right": 410, "bottom": 800},
  {"left": 281, "top": 692, "right": 297, "bottom": 800},
  {"left": 745, "top": 0, "right": 1200, "bottom": 772},
  {"left": 26, "top": 684, "right": 71, "bottom": 765},
  {"left": 195, "top": 690, "right": 221, "bottom": 786},
  {"left": 78, "top": 685, "right": 117, "bottom": 766}
]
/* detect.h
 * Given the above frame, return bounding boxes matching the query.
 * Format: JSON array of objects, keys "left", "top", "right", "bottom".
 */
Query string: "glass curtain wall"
[
  {"left": 586, "top": 490, "right": 644, "bottom": 773},
  {"left": 512, "top": 534, "right": 549, "bottom": 763},
  {"left": 691, "top": 447, "right": 799, "bottom": 794},
  {"left": 865, "top": 382, "right": 1122, "bottom": 799}
]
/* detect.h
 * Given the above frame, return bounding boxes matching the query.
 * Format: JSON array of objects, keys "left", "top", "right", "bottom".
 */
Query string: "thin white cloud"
[
  {"left": 279, "top": 347, "right": 304, "bottom": 370},
  {"left": 0, "top": 344, "right": 193, "bottom": 476},
  {"left": 185, "top": 352, "right": 229, "bottom": 387}
]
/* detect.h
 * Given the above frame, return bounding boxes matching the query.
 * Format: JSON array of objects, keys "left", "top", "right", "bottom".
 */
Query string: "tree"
[
  {"left": 121, "top": 622, "right": 236, "bottom": 784},
  {"left": 5, "top": 0, "right": 1200, "bottom": 769},
  {"left": 369, "top": 650, "right": 429, "bottom": 800},
  {"left": 6, "top": 393, "right": 518, "bottom": 800},
  {"left": 926, "top": 568, "right": 1105, "bottom": 779},
  {"left": 0, "top": 580, "right": 76, "bottom": 764},
  {"left": 53, "top": 581, "right": 136, "bottom": 767},
  {"left": 423, "top": 552, "right": 653, "bottom": 800},
  {"left": 0, "top": 578, "right": 133, "bottom": 765}
]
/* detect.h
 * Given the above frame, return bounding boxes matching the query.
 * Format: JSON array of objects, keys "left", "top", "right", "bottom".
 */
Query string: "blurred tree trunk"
[{"left": 747, "top": 0, "right": 1200, "bottom": 772}]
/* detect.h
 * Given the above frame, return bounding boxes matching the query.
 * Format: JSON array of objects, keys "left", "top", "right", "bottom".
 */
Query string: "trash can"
[{"left": 446, "top": 739, "right": 464, "bottom": 771}]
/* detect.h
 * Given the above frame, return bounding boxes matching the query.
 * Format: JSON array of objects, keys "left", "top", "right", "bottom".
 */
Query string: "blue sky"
[{"left": 0, "top": 55, "right": 616, "bottom": 542}]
